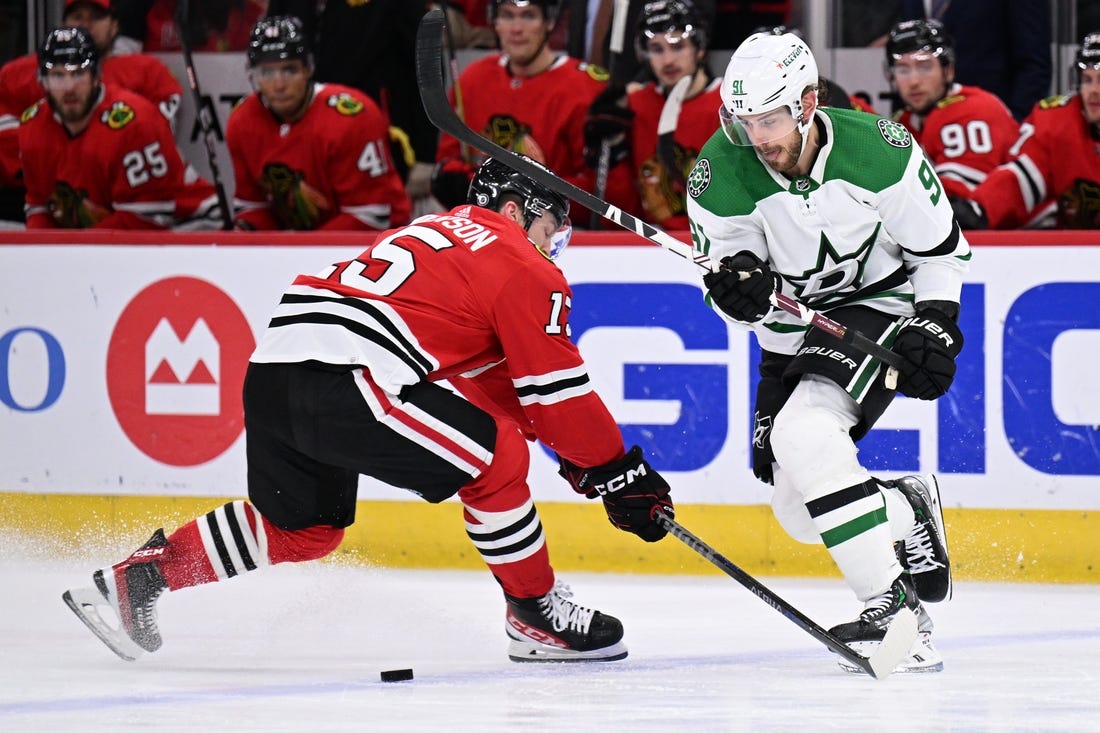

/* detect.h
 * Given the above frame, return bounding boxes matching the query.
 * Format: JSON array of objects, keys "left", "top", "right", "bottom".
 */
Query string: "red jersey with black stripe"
[
  {"left": 894, "top": 83, "right": 1019, "bottom": 199},
  {"left": 251, "top": 205, "right": 624, "bottom": 467}
]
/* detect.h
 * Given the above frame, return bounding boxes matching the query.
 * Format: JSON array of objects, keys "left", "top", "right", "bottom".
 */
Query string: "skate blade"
[
  {"left": 62, "top": 586, "right": 144, "bottom": 662},
  {"left": 507, "top": 638, "right": 628, "bottom": 663}
]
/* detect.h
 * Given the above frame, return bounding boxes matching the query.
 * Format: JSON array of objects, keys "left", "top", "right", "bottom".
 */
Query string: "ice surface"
[{"left": 2, "top": 556, "right": 1098, "bottom": 732}]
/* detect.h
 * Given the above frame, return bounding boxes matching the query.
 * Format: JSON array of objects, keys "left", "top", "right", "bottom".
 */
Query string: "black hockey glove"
[
  {"left": 891, "top": 305, "right": 964, "bottom": 400},
  {"left": 583, "top": 88, "right": 634, "bottom": 170},
  {"left": 703, "top": 251, "right": 777, "bottom": 323},
  {"left": 558, "top": 445, "right": 673, "bottom": 542},
  {"left": 949, "top": 196, "right": 988, "bottom": 230},
  {"left": 431, "top": 157, "right": 478, "bottom": 209}
]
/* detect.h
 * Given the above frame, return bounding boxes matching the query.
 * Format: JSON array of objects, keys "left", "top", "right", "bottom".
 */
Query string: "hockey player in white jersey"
[{"left": 686, "top": 31, "right": 970, "bottom": 673}]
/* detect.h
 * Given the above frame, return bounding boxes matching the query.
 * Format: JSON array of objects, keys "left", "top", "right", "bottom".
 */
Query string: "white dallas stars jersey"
[{"left": 686, "top": 107, "right": 971, "bottom": 355}]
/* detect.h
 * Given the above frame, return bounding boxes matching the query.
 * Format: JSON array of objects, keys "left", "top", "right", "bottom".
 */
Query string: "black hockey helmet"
[
  {"left": 1073, "top": 31, "right": 1100, "bottom": 85},
  {"left": 468, "top": 156, "right": 571, "bottom": 259},
  {"left": 488, "top": 0, "right": 561, "bottom": 24},
  {"left": 247, "top": 15, "right": 311, "bottom": 68},
  {"left": 886, "top": 19, "right": 955, "bottom": 69},
  {"left": 635, "top": 0, "right": 709, "bottom": 58},
  {"left": 38, "top": 26, "right": 98, "bottom": 78}
]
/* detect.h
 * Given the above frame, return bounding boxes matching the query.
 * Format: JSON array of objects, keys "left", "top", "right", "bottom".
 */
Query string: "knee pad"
[
  {"left": 770, "top": 469, "right": 821, "bottom": 544},
  {"left": 769, "top": 377, "right": 868, "bottom": 499}
]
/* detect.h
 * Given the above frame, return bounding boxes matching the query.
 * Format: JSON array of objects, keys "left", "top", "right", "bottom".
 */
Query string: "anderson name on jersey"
[
  {"left": 686, "top": 107, "right": 971, "bottom": 355},
  {"left": 250, "top": 205, "right": 623, "bottom": 467}
]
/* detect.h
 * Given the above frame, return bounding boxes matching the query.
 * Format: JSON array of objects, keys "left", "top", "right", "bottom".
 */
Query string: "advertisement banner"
[{"left": 2, "top": 241, "right": 1099, "bottom": 510}]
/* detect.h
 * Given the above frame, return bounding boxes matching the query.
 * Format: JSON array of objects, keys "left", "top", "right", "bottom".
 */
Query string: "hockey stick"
[
  {"left": 657, "top": 74, "right": 691, "bottom": 187},
  {"left": 175, "top": 0, "right": 233, "bottom": 230},
  {"left": 654, "top": 510, "right": 917, "bottom": 680},
  {"left": 437, "top": 0, "right": 471, "bottom": 163},
  {"left": 415, "top": 9, "right": 904, "bottom": 373},
  {"left": 591, "top": 0, "right": 631, "bottom": 229}
]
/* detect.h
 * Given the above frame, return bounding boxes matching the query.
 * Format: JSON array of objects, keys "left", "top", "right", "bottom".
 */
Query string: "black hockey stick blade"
[
  {"left": 657, "top": 74, "right": 691, "bottom": 187},
  {"left": 415, "top": 9, "right": 904, "bottom": 372},
  {"left": 655, "top": 510, "right": 918, "bottom": 680}
]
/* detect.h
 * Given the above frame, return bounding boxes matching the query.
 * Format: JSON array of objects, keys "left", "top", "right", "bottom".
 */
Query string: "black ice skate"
[
  {"left": 829, "top": 573, "right": 942, "bottom": 673},
  {"left": 505, "top": 582, "right": 628, "bottom": 662},
  {"left": 62, "top": 528, "right": 170, "bottom": 661},
  {"left": 893, "top": 474, "right": 952, "bottom": 602}
]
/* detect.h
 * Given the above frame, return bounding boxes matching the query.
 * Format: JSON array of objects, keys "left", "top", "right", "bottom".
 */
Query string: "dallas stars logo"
[
  {"left": 877, "top": 118, "right": 911, "bottom": 148},
  {"left": 785, "top": 224, "right": 880, "bottom": 304},
  {"left": 687, "top": 158, "right": 711, "bottom": 198}
]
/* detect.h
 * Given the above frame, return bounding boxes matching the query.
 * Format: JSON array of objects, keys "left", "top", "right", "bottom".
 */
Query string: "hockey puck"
[{"left": 380, "top": 668, "right": 414, "bottom": 682}]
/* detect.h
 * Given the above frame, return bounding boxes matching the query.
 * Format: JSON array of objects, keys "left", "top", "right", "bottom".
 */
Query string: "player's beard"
[
  {"left": 49, "top": 85, "right": 99, "bottom": 126},
  {"left": 757, "top": 133, "right": 804, "bottom": 176}
]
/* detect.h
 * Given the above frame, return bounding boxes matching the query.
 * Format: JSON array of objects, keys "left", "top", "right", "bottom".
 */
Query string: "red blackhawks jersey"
[
  {"left": 627, "top": 77, "right": 722, "bottom": 230},
  {"left": 0, "top": 51, "right": 182, "bottom": 188},
  {"left": 436, "top": 53, "right": 635, "bottom": 217},
  {"left": 226, "top": 82, "right": 411, "bottom": 231},
  {"left": 19, "top": 83, "right": 191, "bottom": 229},
  {"left": 894, "top": 83, "right": 1018, "bottom": 199},
  {"left": 250, "top": 205, "right": 624, "bottom": 467},
  {"left": 971, "top": 93, "right": 1100, "bottom": 228}
]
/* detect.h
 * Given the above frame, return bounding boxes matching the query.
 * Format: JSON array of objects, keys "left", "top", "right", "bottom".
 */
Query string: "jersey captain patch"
[
  {"left": 327, "top": 93, "right": 363, "bottom": 116},
  {"left": 686, "top": 158, "right": 711, "bottom": 198},
  {"left": 877, "top": 118, "right": 911, "bottom": 148},
  {"left": 101, "top": 101, "right": 135, "bottom": 130}
]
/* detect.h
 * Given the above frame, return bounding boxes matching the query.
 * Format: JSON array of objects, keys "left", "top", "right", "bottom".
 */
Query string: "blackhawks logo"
[
  {"left": 877, "top": 118, "right": 911, "bottom": 148},
  {"left": 101, "top": 101, "right": 135, "bottom": 129},
  {"left": 686, "top": 158, "right": 711, "bottom": 198},
  {"left": 21, "top": 102, "right": 40, "bottom": 123},
  {"left": 327, "top": 93, "right": 363, "bottom": 116}
]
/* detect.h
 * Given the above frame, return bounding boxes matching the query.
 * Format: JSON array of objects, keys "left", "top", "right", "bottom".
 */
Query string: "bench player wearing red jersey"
[
  {"left": 0, "top": 0, "right": 185, "bottom": 220},
  {"left": 953, "top": 32, "right": 1100, "bottom": 229},
  {"left": 610, "top": 0, "right": 723, "bottom": 230},
  {"left": 887, "top": 19, "right": 1019, "bottom": 201},
  {"left": 431, "top": 0, "right": 635, "bottom": 219},
  {"left": 226, "top": 16, "right": 411, "bottom": 231},
  {"left": 18, "top": 27, "right": 202, "bottom": 229},
  {"left": 62, "top": 155, "right": 674, "bottom": 664}
]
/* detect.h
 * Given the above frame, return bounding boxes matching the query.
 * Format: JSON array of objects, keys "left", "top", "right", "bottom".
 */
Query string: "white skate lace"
[
  {"left": 904, "top": 524, "right": 944, "bottom": 574},
  {"left": 539, "top": 581, "right": 595, "bottom": 634},
  {"left": 860, "top": 585, "right": 900, "bottom": 624}
]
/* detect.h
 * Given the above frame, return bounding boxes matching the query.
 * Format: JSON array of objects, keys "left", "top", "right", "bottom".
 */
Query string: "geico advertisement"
[{"left": 1, "top": 243, "right": 1098, "bottom": 511}]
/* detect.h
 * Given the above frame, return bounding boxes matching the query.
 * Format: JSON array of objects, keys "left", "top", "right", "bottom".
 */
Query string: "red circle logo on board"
[{"left": 107, "top": 277, "right": 255, "bottom": 466}]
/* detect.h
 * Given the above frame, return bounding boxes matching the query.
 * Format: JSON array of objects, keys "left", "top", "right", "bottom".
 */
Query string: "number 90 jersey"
[
  {"left": 251, "top": 205, "right": 624, "bottom": 467},
  {"left": 686, "top": 107, "right": 971, "bottom": 356},
  {"left": 893, "top": 83, "right": 1019, "bottom": 199}
]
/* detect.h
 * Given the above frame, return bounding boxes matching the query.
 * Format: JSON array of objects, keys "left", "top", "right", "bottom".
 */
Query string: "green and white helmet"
[{"left": 718, "top": 31, "right": 818, "bottom": 147}]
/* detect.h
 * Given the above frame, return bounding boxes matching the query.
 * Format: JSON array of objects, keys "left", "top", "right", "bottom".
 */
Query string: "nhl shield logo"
[
  {"left": 687, "top": 158, "right": 711, "bottom": 198},
  {"left": 877, "top": 118, "right": 911, "bottom": 148}
]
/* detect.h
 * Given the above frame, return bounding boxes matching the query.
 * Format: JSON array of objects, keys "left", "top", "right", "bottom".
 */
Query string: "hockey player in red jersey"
[
  {"left": 431, "top": 0, "right": 635, "bottom": 219},
  {"left": 226, "top": 16, "right": 410, "bottom": 231},
  {"left": 954, "top": 32, "right": 1100, "bottom": 229},
  {"left": 0, "top": 0, "right": 184, "bottom": 217},
  {"left": 62, "top": 155, "right": 674, "bottom": 664},
  {"left": 19, "top": 27, "right": 200, "bottom": 229},
  {"left": 887, "top": 19, "right": 1018, "bottom": 200},
  {"left": 623, "top": 0, "right": 722, "bottom": 230}
]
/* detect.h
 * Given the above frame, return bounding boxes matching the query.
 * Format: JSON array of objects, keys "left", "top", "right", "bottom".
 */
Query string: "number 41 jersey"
[{"left": 686, "top": 107, "right": 971, "bottom": 355}]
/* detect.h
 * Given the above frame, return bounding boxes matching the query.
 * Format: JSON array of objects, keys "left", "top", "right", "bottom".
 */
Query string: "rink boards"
[{"left": 0, "top": 231, "right": 1098, "bottom": 582}]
